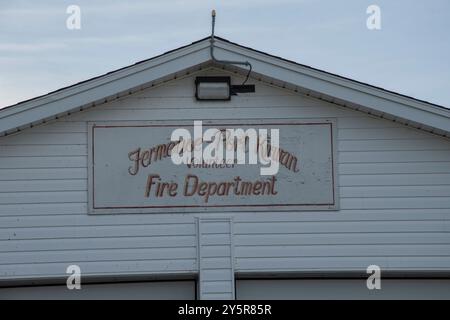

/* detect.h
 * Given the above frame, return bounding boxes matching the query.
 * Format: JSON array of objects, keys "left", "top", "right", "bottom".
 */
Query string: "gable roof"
[{"left": 1, "top": 36, "right": 449, "bottom": 137}]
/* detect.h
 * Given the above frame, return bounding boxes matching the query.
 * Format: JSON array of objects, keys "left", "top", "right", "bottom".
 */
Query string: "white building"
[{"left": 0, "top": 37, "right": 449, "bottom": 299}]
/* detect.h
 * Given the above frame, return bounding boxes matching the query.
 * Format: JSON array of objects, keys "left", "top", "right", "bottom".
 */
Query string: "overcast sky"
[{"left": 1, "top": 0, "right": 449, "bottom": 108}]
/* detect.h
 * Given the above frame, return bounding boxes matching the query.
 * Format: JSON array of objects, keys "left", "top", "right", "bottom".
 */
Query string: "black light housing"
[{"left": 195, "top": 76, "right": 255, "bottom": 101}]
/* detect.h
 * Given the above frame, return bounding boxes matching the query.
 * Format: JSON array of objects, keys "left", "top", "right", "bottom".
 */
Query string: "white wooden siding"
[
  {"left": 0, "top": 68, "right": 449, "bottom": 282},
  {"left": 197, "top": 218, "right": 235, "bottom": 300}
]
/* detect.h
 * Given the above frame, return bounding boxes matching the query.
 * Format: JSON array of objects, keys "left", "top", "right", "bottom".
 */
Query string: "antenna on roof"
[
  {"left": 209, "top": 10, "right": 252, "bottom": 85},
  {"left": 211, "top": 10, "right": 216, "bottom": 38}
]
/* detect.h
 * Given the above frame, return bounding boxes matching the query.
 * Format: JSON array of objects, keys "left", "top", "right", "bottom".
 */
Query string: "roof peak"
[{"left": 1, "top": 35, "right": 449, "bottom": 137}]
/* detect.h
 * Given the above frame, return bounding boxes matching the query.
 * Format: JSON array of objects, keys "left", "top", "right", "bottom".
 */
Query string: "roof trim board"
[
  {"left": 211, "top": 41, "right": 450, "bottom": 132},
  {"left": 0, "top": 39, "right": 211, "bottom": 134},
  {"left": 0, "top": 36, "right": 449, "bottom": 136}
]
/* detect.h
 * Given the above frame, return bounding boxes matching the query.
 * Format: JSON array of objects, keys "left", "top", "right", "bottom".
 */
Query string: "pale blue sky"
[{"left": 1, "top": 0, "right": 449, "bottom": 108}]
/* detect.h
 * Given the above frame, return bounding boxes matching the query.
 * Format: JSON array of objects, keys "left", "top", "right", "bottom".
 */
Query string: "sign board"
[{"left": 88, "top": 119, "right": 338, "bottom": 214}]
